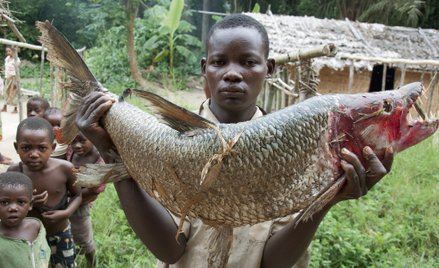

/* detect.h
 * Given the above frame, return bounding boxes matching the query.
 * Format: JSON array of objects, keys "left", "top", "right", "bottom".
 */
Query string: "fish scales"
[{"left": 102, "top": 98, "right": 333, "bottom": 226}]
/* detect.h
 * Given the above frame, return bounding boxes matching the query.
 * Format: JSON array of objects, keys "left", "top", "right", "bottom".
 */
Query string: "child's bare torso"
[{"left": 9, "top": 158, "right": 73, "bottom": 235}]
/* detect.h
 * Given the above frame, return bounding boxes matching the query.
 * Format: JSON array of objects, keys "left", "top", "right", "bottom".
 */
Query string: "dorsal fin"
[{"left": 131, "top": 89, "right": 217, "bottom": 132}]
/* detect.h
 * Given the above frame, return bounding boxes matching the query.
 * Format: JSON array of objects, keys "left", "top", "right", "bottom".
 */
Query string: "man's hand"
[
  {"left": 332, "top": 146, "right": 394, "bottom": 204},
  {"left": 32, "top": 190, "right": 48, "bottom": 208},
  {"left": 76, "top": 92, "right": 116, "bottom": 162}
]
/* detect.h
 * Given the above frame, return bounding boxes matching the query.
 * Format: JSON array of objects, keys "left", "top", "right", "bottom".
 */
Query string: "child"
[
  {"left": 0, "top": 171, "right": 51, "bottom": 267},
  {"left": 2, "top": 46, "right": 20, "bottom": 113},
  {"left": 44, "top": 107, "right": 69, "bottom": 159},
  {"left": 27, "top": 96, "right": 50, "bottom": 118},
  {"left": 8, "top": 116, "right": 82, "bottom": 268},
  {"left": 67, "top": 131, "right": 105, "bottom": 268},
  {"left": 76, "top": 14, "right": 393, "bottom": 268}
]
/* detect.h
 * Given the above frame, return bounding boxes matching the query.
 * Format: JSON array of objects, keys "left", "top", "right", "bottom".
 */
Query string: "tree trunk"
[{"left": 126, "top": 0, "right": 149, "bottom": 90}]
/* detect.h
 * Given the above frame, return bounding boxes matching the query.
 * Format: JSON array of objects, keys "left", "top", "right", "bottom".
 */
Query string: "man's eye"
[
  {"left": 18, "top": 200, "right": 27, "bottom": 206},
  {"left": 212, "top": 60, "right": 225, "bottom": 66},
  {"left": 0, "top": 201, "right": 8, "bottom": 206},
  {"left": 39, "top": 146, "right": 47, "bottom": 152},
  {"left": 245, "top": 60, "right": 256, "bottom": 67},
  {"left": 21, "top": 146, "right": 30, "bottom": 151}
]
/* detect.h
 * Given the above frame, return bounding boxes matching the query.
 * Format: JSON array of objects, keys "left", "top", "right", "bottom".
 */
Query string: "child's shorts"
[
  {"left": 47, "top": 225, "right": 76, "bottom": 268},
  {"left": 70, "top": 204, "right": 96, "bottom": 254}
]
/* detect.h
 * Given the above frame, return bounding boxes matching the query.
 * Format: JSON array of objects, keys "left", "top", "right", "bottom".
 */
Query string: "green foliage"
[
  {"left": 86, "top": 0, "right": 201, "bottom": 92},
  {"left": 163, "top": 0, "right": 184, "bottom": 81},
  {"left": 75, "top": 184, "right": 157, "bottom": 267},
  {"left": 311, "top": 136, "right": 439, "bottom": 267}
]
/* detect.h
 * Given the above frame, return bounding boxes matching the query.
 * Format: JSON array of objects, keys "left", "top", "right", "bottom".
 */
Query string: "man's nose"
[
  {"left": 29, "top": 111, "right": 38, "bottom": 117},
  {"left": 223, "top": 65, "right": 243, "bottom": 82},
  {"left": 30, "top": 149, "right": 39, "bottom": 157},
  {"left": 8, "top": 204, "right": 18, "bottom": 211}
]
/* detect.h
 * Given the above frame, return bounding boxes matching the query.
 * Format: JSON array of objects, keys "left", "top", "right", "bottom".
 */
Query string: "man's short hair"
[
  {"left": 0, "top": 172, "right": 33, "bottom": 197},
  {"left": 27, "top": 96, "right": 50, "bottom": 111},
  {"left": 206, "top": 14, "right": 270, "bottom": 58},
  {"left": 16, "top": 117, "right": 54, "bottom": 142}
]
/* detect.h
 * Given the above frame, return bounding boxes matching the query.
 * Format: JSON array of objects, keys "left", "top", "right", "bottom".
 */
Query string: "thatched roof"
[{"left": 246, "top": 13, "right": 439, "bottom": 71}]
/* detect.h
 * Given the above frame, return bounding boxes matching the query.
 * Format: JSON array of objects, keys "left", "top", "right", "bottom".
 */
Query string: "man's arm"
[
  {"left": 76, "top": 92, "right": 186, "bottom": 263},
  {"left": 261, "top": 146, "right": 394, "bottom": 268}
]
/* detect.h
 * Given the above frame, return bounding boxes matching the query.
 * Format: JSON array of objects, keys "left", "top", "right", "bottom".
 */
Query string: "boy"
[
  {"left": 0, "top": 171, "right": 51, "bottom": 267},
  {"left": 44, "top": 107, "right": 69, "bottom": 159},
  {"left": 8, "top": 116, "right": 82, "bottom": 268},
  {"left": 27, "top": 96, "right": 50, "bottom": 118},
  {"left": 67, "top": 131, "right": 105, "bottom": 268},
  {"left": 76, "top": 14, "right": 393, "bottom": 267}
]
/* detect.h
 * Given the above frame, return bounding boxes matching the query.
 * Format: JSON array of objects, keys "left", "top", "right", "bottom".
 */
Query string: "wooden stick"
[
  {"left": 427, "top": 72, "right": 438, "bottom": 115},
  {"left": 14, "top": 48, "right": 24, "bottom": 121},
  {"left": 0, "top": 38, "right": 45, "bottom": 51}
]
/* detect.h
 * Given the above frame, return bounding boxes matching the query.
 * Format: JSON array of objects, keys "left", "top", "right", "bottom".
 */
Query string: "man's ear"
[
  {"left": 201, "top": 57, "right": 207, "bottom": 76},
  {"left": 266, "top": 58, "right": 276, "bottom": 78},
  {"left": 51, "top": 142, "right": 56, "bottom": 151},
  {"left": 13, "top": 142, "right": 18, "bottom": 152}
]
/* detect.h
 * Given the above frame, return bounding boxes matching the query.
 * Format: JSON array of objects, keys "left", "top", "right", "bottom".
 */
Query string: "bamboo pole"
[
  {"left": 0, "top": 38, "right": 45, "bottom": 51},
  {"left": 381, "top": 64, "right": 387, "bottom": 91},
  {"left": 348, "top": 60, "right": 354, "bottom": 93},
  {"left": 274, "top": 44, "right": 337, "bottom": 65}
]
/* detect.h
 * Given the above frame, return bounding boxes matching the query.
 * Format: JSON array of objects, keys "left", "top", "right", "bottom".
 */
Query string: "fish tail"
[{"left": 36, "top": 21, "right": 104, "bottom": 144}]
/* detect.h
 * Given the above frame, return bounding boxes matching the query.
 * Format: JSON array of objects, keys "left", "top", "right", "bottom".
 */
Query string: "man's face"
[
  {"left": 14, "top": 129, "right": 55, "bottom": 171},
  {"left": 71, "top": 133, "right": 94, "bottom": 156},
  {"left": 202, "top": 27, "right": 273, "bottom": 113},
  {"left": 0, "top": 186, "right": 32, "bottom": 229}
]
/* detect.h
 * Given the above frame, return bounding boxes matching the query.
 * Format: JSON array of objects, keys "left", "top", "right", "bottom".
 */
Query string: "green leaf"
[
  {"left": 252, "top": 3, "right": 261, "bottom": 13},
  {"left": 152, "top": 49, "right": 169, "bottom": 64},
  {"left": 165, "top": 0, "right": 184, "bottom": 35}
]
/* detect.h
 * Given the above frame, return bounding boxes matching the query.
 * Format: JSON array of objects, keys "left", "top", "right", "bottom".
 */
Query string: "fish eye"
[{"left": 383, "top": 100, "right": 393, "bottom": 113}]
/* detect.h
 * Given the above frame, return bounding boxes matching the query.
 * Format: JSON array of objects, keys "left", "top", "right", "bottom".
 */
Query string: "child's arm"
[
  {"left": 76, "top": 92, "right": 187, "bottom": 263},
  {"left": 63, "top": 162, "right": 82, "bottom": 216},
  {"left": 261, "top": 146, "right": 394, "bottom": 268}
]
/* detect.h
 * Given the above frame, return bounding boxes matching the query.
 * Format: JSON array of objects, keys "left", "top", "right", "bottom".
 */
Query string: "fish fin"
[
  {"left": 37, "top": 21, "right": 105, "bottom": 144},
  {"left": 207, "top": 225, "right": 233, "bottom": 268},
  {"left": 74, "top": 162, "right": 131, "bottom": 188},
  {"left": 293, "top": 176, "right": 346, "bottom": 227},
  {"left": 131, "top": 89, "right": 217, "bottom": 132}
]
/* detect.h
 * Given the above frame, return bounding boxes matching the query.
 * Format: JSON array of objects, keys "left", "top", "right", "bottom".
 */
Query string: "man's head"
[
  {"left": 27, "top": 96, "right": 50, "bottom": 118},
  {"left": 14, "top": 117, "right": 55, "bottom": 171},
  {"left": 0, "top": 172, "right": 33, "bottom": 228},
  {"left": 206, "top": 14, "right": 270, "bottom": 59},
  {"left": 202, "top": 14, "right": 274, "bottom": 121}
]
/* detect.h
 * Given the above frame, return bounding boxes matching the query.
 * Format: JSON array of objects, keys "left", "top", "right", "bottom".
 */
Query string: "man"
[{"left": 76, "top": 14, "right": 393, "bottom": 267}]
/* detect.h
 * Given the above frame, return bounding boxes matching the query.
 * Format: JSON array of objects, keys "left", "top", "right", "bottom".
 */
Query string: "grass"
[{"left": 77, "top": 135, "right": 438, "bottom": 267}]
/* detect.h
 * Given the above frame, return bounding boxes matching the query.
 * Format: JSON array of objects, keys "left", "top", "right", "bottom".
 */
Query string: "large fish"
[{"left": 37, "top": 21, "right": 438, "bottom": 230}]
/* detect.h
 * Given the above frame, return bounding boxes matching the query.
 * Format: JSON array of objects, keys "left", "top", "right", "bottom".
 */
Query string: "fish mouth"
[{"left": 405, "top": 84, "right": 439, "bottom": 128}]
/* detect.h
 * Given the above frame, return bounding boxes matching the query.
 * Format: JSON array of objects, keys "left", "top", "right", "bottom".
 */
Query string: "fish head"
[{"left": 331, "top": 82, "right": 439, "bottom": 161}]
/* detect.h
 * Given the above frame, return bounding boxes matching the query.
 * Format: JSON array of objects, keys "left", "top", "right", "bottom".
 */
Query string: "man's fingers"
[
  {"left": 340, "top": 160, "right": 362, "bottom": 199},
  {"left": 382, "top": 146, "right": 394, "bottom": 172},
  {"left": 80, "top": 94, "right": 113, "bottom": 121},
  {"left": 362, "top": 146, "right": 388, "bottom": 189},
  {"left": 341, "top": 148, "right": 367, "bottom": 193}
]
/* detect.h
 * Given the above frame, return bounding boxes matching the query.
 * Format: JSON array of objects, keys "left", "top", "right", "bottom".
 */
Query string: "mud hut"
[{"left": 246, "top": 13, "right": 439, "bottom": 113}]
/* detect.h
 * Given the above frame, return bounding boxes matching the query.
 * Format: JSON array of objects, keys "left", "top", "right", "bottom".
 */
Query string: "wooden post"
[
  {"left": 39, "top": 45, "right": 45, "bottom": 93},
  {"left": 13, "top": 47, "right": 23, "bottom": 121},
  {"left": 348, "top": 60, "right": 354, "bottom": 93},
  {"left": 381, "top": 64, "right": 387, "bottom": 91},
  {"left": 399, "top": 64, "right": 406, "bottom": 87},
  {"left": 265, "top": 87, "right": 275, "bottom": 113},
  {"left": 427, "top": 72, "right": 438, "bottom": 115}
]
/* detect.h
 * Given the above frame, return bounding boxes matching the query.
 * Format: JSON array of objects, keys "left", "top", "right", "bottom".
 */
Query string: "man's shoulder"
[{"left": 47, "top": 158, "right": 74, "bottom": 175}]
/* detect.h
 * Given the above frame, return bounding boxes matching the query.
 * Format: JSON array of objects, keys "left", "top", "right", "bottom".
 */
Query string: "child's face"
[
  {"left": 14, "top": 129, "right": 55, "bottom": 171},
  {"left": 45, "top": 113, "right": 63, "bottom": 128},
  {"left": 0, "top": 186, "right": 32, "bottom": 228},
  {"left": 202, "top": 27, "right": 274, "bottom": 112},
  {"left": 27, "top": 101, "right": 46, "bottom": 118},
  {"left": 71, "top": 133, "right": 94, "bottom": 156},
  {"left": 5, "top": 48, "right": 13, "bottom": 57}
]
